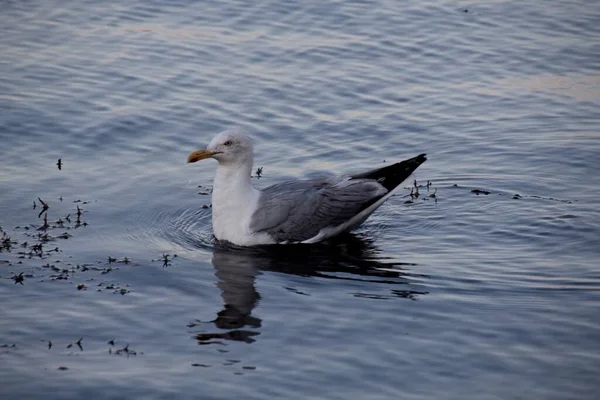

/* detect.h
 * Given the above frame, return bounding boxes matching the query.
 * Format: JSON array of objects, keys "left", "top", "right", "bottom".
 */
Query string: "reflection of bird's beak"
[{"left": 187, "top": 149, "right": 214, "bottom": 163}]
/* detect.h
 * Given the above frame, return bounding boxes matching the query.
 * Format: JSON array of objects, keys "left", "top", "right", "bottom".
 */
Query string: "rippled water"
[{"left": 1, "top": 1, "right": 599, "bottom": 399}]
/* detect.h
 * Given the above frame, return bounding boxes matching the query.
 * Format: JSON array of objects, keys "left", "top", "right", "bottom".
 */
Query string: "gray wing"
[{"left": 250, "top": 177, "right": 388, "bottom": 243}]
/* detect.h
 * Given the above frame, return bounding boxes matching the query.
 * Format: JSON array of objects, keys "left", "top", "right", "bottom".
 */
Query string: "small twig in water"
[{"left": 38, "top": 197, "right": 49, "bottom": 218}]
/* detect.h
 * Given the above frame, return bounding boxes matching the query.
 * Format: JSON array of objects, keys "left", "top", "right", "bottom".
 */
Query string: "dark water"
[{"left": 1, "top": 1, "right": 599, "bottom": 398}]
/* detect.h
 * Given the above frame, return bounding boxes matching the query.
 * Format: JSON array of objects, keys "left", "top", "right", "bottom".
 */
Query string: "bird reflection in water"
[{"left": 194, "top": 233, "right": 427, "bottom": 345}]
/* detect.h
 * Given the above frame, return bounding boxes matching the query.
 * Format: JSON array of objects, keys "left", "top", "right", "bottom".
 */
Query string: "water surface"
[{"left": 1, "top": 1, "right": 599, "bottom": 399}]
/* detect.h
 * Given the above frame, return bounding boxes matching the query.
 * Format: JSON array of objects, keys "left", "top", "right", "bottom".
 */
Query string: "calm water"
[{"left": 1, "top": 0, "right": 599, "bottom": 399}]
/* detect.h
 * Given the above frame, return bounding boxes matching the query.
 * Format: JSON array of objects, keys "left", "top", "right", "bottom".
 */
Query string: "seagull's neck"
[
  {"left": 211, "top": 159, "right": 261, "bottom": 242},
  {"left": 213, "top": 161, "right": 255, "bottom": 197},
  {"left": 212, "top": 159, "right": 260, "bottom": 219}
]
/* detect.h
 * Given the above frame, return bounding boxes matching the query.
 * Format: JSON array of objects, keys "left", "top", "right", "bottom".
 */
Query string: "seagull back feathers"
[{"left": 250, "top": 154, "right": 427, "bottom": 243}]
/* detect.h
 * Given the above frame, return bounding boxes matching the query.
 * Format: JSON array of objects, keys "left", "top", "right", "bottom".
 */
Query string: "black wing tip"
[{"left": 413, "top": 153, "right": 427, "bottom": 164}]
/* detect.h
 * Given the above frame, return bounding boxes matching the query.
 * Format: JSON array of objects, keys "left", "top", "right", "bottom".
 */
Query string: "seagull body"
[{"left": 188, "top": 129, "right": 426, "bottom": 246}]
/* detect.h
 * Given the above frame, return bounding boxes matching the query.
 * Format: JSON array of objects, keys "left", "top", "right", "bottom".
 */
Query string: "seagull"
[{"left": 187, "top": 129, "right": 426, "bottom": 246}]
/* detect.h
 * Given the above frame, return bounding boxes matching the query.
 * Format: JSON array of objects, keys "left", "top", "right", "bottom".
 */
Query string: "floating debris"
[
  {"left": 30, "top": 242, "right": 44, "bottom": 257},
  {"left": 38, "top": 213, "right": 49, "bottom": 231},
  {"left": 471, "top": 189, "right": 491, "bottom": 195},
  {"left": 38, "top": 197, "right": 49, "bottom": 218},
  {"left": 115, "top": 344, "right": 137, "bottom": 356},
  {"left": 1, "top": 232, "right": 16, "bottom": 251},
  {"left": 401, "top": 179, "right": 438, "bottom": 203},
  {"left": 0, "top": 195, "right": 140, "bottom": 293},
  {"left": 411, "top": 180, "right": 420, "bottom": 199},
  {"left": 12, "top": 272, "right": 24, "bottom": 285},
  {"left": 75, "top": 205, "right": 83, "bottom": 226}
]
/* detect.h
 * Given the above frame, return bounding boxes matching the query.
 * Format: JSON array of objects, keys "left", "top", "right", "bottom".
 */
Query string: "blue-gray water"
[{"left": 1, "top": 1, "right": 599, "bottom": 399}]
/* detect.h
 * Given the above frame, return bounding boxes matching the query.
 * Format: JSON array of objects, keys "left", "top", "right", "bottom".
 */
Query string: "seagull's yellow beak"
[{"left": 187, "top": 149, "right": 214, "bottom": 163}]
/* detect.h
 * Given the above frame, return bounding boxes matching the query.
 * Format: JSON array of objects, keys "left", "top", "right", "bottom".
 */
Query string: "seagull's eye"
[{"left": 224, "top": 140, "right": 233, "bottom": 147}]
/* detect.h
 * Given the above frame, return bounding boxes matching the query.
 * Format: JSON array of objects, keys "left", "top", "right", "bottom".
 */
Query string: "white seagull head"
[{"left": 187, "top": 129, "right": 254, "bottom": 166}]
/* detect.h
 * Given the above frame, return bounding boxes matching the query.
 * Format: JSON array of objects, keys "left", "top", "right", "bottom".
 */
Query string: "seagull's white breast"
[{"left": 211, "top": 167, "right": 274, "bottom": 246}]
